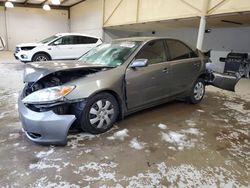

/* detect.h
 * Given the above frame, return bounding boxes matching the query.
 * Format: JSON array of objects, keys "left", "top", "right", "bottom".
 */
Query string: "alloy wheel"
[{"left": 35, "top": 56, "right": 48, "bottom": 61}]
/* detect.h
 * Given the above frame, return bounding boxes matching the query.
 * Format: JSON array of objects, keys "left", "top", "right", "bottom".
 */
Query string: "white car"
[{"left": 14, "top": 33, "right": 102, "bottom": 62}]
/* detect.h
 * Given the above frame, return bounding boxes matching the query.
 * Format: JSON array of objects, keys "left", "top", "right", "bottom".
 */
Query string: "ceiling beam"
[
  {"left": 39, "top": 0, "right": 47, "bottom": 5},
  {"left": 70, "top": 0, "right": 86, "bottom": 8},
  {"left": 61, "top": 0, "right": 71, "bottom": 5},
  {"left": 0, "top": 2, "right": 69, "bottom": 10}
]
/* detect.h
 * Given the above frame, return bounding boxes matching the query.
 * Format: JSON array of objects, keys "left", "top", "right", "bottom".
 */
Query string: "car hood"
[
  {"left": 17, "top": 42, "right": 43, "bottom": 48},
  {"left": 24, "top": 60, "right": 114, "bottom": 82}
]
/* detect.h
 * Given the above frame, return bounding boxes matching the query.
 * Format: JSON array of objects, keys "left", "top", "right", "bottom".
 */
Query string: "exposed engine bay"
[{"left": 24, "top": 68, "right": 107, "bottom": 97}]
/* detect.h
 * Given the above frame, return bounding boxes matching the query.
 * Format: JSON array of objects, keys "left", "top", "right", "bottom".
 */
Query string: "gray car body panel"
[
  {"left": 18, "top": 95, "right": 76, "bottom": 145},
  {"left": 19, "top": 37, "right": 239, "bottom": 145}
]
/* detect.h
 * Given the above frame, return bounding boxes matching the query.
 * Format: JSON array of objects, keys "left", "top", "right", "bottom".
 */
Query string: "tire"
[
  {"left": 79, "top": 92, "right": 119, "bottom": 134},
  {"left": 32, "top": 53, "right": 50, "bottom": 62},
  {"left": 188, "top": 78, "right": 205, "bottom": 104}
]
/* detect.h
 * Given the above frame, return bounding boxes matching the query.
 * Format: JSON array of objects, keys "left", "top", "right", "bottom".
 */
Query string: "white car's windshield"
[
  {"left": 40, "top": 35, "right": 58, "bottom": 44},
  {"left": 79, "top": 41, "right": 141, "bottom": 67}
]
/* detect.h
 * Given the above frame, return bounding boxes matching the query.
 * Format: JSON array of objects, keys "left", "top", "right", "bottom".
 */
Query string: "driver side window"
[{"left": 135, "top": 40, "right": 167, "bottom": 65}]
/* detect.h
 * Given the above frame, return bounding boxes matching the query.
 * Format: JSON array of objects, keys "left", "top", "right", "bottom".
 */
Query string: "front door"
[{"left": 125, "top": 40, "right": 172, "bottom": 110}]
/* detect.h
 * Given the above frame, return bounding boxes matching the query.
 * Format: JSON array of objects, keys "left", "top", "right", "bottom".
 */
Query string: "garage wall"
[
  {"left": 140, "top": 26, "right": 250, "bottom": 52},
  {"left": 1, "top": 7, "right": 69, "bottom": 51},
  {"left": 70, "top": 0, "right": 103, "bottom": 38},
  {"left": 103, "top": 29, "right": 139, "bottom": 42},
  {"left": 0, "top": 7, "right": 7, "bottom": 49}
]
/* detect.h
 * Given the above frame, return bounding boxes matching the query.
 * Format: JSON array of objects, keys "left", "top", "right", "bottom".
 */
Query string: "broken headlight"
[{"left": 22, "top": 85, "right": 75, "bottom": 104}]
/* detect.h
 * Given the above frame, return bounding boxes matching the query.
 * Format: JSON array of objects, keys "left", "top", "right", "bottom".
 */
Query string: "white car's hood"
[{"left": 17, "top": 42, "right": 44, "bottom": 47}]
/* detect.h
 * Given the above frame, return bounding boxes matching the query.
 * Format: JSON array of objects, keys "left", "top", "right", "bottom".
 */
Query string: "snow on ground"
[
  {"left": 8, "top": 133, "right": 20, "bottom": 140},
  {"left": 107, "top": 129, "right": 129, "bottom": 141},
  {"left": 36, "top": 149, "right": 54, "bottom": 158},
  {"left": 129, "top": 138, "right": 146, "bottom": 150},
  {"left": 33, "top": 177, "right": 80, "bottom": 188},
  {"left": 73, "top": 161, "right": 118, "bottom": 182},
  {"left": 223, "top": 101, "right": 250, "bottom": 125},
  {"left": 29, "top": 160, "right": 62, "bottom": 172},
  {"left": 158, "top": 123, "right": 167, "bottom": 130},
  {"left": 123, "top": 162, "right": 246, "bottom": 188},
  {"left": 185, "top": 120, "right": 197, "bottom": 127},
  {"left": 67, "top": 133, "right": 96, "bottom": 148},
  {"left": 197, "top": 109, "right": 205, "bottom": 113},
  {"left": 160, "top": 127, "right": 203, "bottom": 150},
  {"left": 216, "top": 129, "right": 250, "bottom": 171}
]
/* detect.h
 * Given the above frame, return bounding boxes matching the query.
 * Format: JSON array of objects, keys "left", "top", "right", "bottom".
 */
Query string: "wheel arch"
[{"left": 32, "top": 51, "right": 52, "bottom": 61}]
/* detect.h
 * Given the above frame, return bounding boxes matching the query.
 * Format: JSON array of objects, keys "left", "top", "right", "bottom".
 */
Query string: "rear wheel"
[
  {"left": 32, "top": 53, "right": 50, "bottom": 62},
  {"left": 188, "top": 78, "right": 205, "bottom": 104},
  {"left": 79, "top": 93, "right": 119, "bottom": 134}
]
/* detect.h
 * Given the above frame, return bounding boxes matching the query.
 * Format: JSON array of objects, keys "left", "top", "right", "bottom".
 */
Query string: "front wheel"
[
  {"left": 32, "top": 53, "right": 50, "bottom": 62},
  {"left": 80, "top": 93, "right": 119, "bottom": 134},
  {"left": 188, "top": 78, "right": 205, "bottom": 104}
]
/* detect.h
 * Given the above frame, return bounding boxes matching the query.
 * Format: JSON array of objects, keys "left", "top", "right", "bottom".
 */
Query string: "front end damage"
[{"left": 18, "top": 62, "right": 110, "bottom": 145}]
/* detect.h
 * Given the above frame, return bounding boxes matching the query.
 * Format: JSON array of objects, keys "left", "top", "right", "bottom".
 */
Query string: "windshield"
[
  {"left": 79, "top": 41, "right": 141, "bottom": 67},
  {"left": 40, "top": 35, "right": 59, "bottom": 44}
]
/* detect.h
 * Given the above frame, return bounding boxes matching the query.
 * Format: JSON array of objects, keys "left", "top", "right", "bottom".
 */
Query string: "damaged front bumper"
[{"left": 18, "top": 96, "right": 76, "bottom": 145}]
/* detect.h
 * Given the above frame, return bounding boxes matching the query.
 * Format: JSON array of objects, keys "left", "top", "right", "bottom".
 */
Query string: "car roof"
[
  {"left": 55, "top": 33, "right": 100, "bottom": 39},
  {"left": 113, "top": 37, "right": 175, "bottom": 42}
]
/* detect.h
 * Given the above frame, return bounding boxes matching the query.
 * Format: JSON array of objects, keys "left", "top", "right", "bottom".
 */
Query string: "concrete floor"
[{"left": 0, "top": 51, "right": 249, "bottom": 187}]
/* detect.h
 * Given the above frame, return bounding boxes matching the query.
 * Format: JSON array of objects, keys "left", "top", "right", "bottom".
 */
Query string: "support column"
[{"left": 196, "top": 16, "right": 206, "bottom": 51}]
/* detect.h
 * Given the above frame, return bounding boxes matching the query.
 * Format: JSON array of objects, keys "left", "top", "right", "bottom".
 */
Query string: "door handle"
[
  {"left": 194, "top": 62, "right": 200, "bottom": 67},
  {"left": 162, "top": 68, "right": 169, "bottom": 73}
]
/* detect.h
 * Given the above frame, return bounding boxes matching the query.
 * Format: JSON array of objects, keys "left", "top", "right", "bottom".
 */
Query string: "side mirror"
[{"left": 129, "top": 59, "right": 148, "bottom": 68}]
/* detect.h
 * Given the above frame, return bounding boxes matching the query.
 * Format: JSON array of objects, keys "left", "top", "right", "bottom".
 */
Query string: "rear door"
[
  {"left": 165, "top": 39, "right": 201, "bottom": 95},
  {"left": 125, "top": 39, "right": 173, "bottom": 110},
  {"left": 49, "top": 35, "right": 76, "bottom": 59},
  {"left": 71, "top": 36, "right": 100, "bottom": 58}
]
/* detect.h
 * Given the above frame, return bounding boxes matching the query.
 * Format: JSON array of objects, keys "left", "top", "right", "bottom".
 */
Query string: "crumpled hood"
[
  {"left": 17, "top": 42, "right": 43, "bottom": 48},
  {"left": 23, "top": 60, "right": 113, "bottom": 82}
]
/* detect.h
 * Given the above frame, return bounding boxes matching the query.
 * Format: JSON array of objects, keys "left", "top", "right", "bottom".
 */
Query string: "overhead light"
[
  {"left": 5, "top": 1, "right": 14, "bottom": 8},
  {"left": 43, "top": 4, "right": 51, "bottom": 11},
  {"left": 51, "top": 0, "right": 60, "bottom": 5}
]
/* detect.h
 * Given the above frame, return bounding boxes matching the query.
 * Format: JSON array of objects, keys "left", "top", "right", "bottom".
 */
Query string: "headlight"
[{"left": 22, "top": 85, "right": 75, "bottom": 104}]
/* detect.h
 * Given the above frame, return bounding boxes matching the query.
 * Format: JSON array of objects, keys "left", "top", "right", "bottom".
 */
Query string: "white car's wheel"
[{"left": 32, "top": 53, "right": 50, "bottom": 62}]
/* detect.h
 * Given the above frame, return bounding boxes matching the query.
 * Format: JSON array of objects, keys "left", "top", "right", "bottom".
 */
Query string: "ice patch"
[
  {"left": 33, "top": 177, "right": 80, "bottom": 188},
  {"left": 29, "top": 161, "right": 62, "bottom": 172},
  {"left": 107, "top": 129, "right": 129, "bottom": 141},
  {"left": 74, "top": 161, "right": 118, "bottom": 182},
  {"left": 158, "top": 123, "right": 167, "bottom": 130},
  {"left": 223, "top": 102, "right": 250, "bottom": 125},
  {"left": 123, "top": 162, "right": 244, "bottom": 187},
  {"left": 129, "top": 138, "right": 146, "bottom": 150},
  {"left": 36, "top": 148, "right": 54, "bottom": 158},
  {"left": 67, "top": 133, "right": 96, "bottom": 148},
  {"left": 185, "top": 120, "right": 196, "bottom": 126},
  {"left": 8, "top": 133, "right": 19, "bottom": 140},
  {"left": 161, "top": 128, "right": 203, "bottom": 150},
  {"left": 181, "top": 128, "right": 201, "bottom": 136},
  {"left": 197, "top": 109, "right": 205, "bottom": 113}
]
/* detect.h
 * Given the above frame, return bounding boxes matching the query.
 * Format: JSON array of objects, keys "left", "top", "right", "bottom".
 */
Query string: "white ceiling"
[
  {"left": 0, "top": 0, "right": 85, "bottom": 7},
  {"left": 105, "top": 12, "right": 250, "bottom": 32}
]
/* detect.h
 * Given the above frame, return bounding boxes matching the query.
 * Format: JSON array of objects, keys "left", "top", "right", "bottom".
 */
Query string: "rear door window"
[
  {"left": 166, "top": 40, "right": 198, "bottom": 61},
  {"left": 75, "top": 36, "right": 98, "bottom": 44}
]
